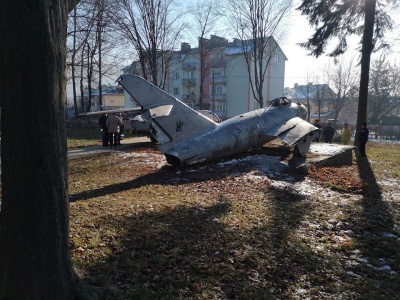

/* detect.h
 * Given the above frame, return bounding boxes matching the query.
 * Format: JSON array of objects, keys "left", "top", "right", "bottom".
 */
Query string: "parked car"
[{"left": 326, "top": 119, "right": 343, "bottom": 126}]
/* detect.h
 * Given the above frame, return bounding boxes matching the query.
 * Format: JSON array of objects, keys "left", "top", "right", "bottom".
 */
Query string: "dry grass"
[{"left": 68, "top": 141, "right": 400, "bottom": 299}]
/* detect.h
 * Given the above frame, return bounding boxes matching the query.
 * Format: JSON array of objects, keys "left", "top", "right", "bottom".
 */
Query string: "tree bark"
[
  {"left": 355, "top": 0, "right": 376, "bottom": 147},
  {"left": 0, "top": 0, "right": 97, "bottom": 298}
]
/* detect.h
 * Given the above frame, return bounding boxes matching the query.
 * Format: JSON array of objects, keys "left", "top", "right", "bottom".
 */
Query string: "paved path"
[
  {"left": 0, "top": 136, "right": 152, "bottom": 175},
  {"left": 68, "top": 136, "right": 151, "bottom": 159}
]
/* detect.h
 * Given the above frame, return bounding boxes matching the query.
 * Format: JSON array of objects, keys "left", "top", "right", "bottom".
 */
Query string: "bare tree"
[
  {"left": 188, "top": 1, "right": 225, "bottom": 109},
  {"left": 67, "top": 0, "right": 126, "bottom": 113},
  {"left": 111, "top": 0, "right": 185, "bottom": 88},
  {"left": 68, "top": 6, "right": 81, "bottom": 115},
  {"left": 324, "top": 57, "right": 360, "bottom": 121},
  {"left": 312, "top": 84, "right": 332, "bottom": 121},
  {"left": 225, "top": 0, "right": 292, "bottom": 108},
  {"left": 289, "top": 80, "right": 332, "bottom": 122},
  {"left": 1, "top": 0, "right": 99, "bottom": 297},
  {"left": 368, "top": 55, "right": 400, "bottom": 124},
  {"left": 67, "top": 0, "right": 99, "bottom": 112}
]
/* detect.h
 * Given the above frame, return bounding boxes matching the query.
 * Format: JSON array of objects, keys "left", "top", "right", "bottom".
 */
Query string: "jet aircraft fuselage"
[
  {"left": 163, "top": 100, "right": 308, "bottom": 166},
  {"left": 118, "top": 74, "right": 319, "bottom": 167}
]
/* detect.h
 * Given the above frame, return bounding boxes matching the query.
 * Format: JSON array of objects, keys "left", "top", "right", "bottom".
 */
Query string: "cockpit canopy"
[{"left": 269, "top": 97, "right": 291, "bottom": 107}]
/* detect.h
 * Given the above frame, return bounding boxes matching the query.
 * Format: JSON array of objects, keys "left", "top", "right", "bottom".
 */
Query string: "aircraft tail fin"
[{"left": 118, "top": 75, "right": 217, "bottom": 151}]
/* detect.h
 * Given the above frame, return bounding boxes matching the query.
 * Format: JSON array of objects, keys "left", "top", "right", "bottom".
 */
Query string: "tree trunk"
[
  {"left": 355, "top": 0, "right": 376, "bottom": 147},
  {"left": 72, "top": 7, "right": 79, "bottom": 116},
  {"left": 0, "top": 1, "right": 97, "bottom": 298}
]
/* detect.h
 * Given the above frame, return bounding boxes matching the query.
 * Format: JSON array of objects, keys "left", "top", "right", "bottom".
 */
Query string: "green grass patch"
[{"left": 67, "top": 129, "right": 102, "bottom": 148}]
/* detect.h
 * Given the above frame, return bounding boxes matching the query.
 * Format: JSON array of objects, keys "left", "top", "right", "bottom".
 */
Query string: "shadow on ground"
[
  {"left": 83, "top": 187, "right": 327, "bottom": 299},
  {"left": 341, "top": 150, "right": 399, "bottom": 299}
]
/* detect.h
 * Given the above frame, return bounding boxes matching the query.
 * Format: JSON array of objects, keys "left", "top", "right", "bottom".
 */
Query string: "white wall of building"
[{"left": 225, "top": 55, "right": 250, "bottom": 118}]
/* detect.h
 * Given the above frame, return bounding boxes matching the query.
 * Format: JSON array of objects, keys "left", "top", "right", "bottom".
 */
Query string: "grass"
[
  {"left": 68, "top": 141, "right": 400, "bottom": 299},
  {"left": 67, "top": 129, "right": 102, "bottom": 148}
]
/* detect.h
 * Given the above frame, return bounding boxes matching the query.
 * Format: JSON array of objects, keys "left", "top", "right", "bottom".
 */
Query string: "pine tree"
[{"left": 297, "top": 0, "right": 394, "bottom": 146}]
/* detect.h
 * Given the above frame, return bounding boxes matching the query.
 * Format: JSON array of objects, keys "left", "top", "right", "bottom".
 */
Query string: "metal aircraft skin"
[
  {"left": 118, "top": 74, "right": 320, "bottom": 167},
  {"left": 79, "top": 107, "right": 141, "bottom": 116}
]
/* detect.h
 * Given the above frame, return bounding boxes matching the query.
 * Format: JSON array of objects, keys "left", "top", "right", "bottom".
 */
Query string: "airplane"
[
  {"left": 117, "top": 74, "right": 320, "bottom": 167},
  {"left": 79, "top": 107, "right": 142, "bottom": 116}
]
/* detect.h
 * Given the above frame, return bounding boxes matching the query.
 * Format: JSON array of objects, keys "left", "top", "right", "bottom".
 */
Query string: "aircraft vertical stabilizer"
[{"left": 118, "top": 75, "right": 217, "bottom": 152}]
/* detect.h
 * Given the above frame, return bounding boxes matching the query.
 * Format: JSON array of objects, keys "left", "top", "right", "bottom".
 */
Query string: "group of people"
[
  {"left": 98, "top": 112, "right": 125, "bottom": 148},
  {"left": 312, "top": 119, "right": 369, "bottom": 157}
]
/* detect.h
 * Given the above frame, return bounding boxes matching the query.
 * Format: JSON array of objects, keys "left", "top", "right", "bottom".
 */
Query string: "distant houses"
[
  {"left": 284, "top": 83, "right": 336, "bottom": 123},
  {"left": 78, "top": 85, "right": 125, "bottom": 112}
]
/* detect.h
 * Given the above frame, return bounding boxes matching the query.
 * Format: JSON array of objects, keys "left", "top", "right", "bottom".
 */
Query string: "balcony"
[
  {"left": 209, "top": 75, "right": 226, "bottom": 84},
  {"left": 181, "top": 62, "right": 196, "bottom": 70},
  {"left": 210, "top": 94, "right": 226, "bottom": 100},
  {"left": 181, "top": 94, "right": 196, "bottom": 100},
  {"left": 182, "top": 78, "right": 197, "bottom": 86},
  {"left": 210, "top": 59, "right": 227, "bottom": 68}
]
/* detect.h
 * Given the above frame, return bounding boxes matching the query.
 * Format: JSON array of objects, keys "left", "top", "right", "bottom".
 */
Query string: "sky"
[{"left": 281, "top": 10, "right": 333, "bottom": 88}]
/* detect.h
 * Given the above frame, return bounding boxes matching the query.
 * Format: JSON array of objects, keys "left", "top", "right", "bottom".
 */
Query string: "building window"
[
  {"left": 173, "top": 87, "right": 180, "bottom": 95},
  {"left": 213, "top": 101, "right": 226, "bottom": 111},
  {"left": 212, "top": 68, "right": 223, "bottom": 76},
  {"left": 273, "top": 51, "right": 279, "bottom": 63},
  {"left": 173, "top": 72, "right": 180, "bottom": 80}
]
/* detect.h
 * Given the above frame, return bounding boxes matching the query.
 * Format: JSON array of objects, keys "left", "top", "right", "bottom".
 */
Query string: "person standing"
[
  {"left": 98, "top": 113, "right": 109, "bottom": 147},
  {"left": 359, "top": 122, "right": 369, "bottom": 157},
  {"left": 341, "top": 123, "right": 351, "bottom": 145},
  {"left": 313, "top": 119, "right": 322, "bottom": 142},
  {"left": 117, "top": 113, "right": 125, "bottom": 145},
  {"left": 106, "top": 113, "right": 123, "bottom": 148},
  {"left": 322, "top": 122, "right": 335, "bottom": 143}
]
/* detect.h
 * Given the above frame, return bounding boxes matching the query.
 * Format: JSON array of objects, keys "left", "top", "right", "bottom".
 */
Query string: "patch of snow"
[
  {"left": 377, "top": 177, "right": 400, "bottom": 190},
  {"left": 346, "top": 271, "right": 361, "bottom": 278},
  {"left": 382, "top": 233, "right": 398, "bottom": 239},
  {"left": 358, "top": 258, "right": 369, "bottom": 264},
  {"left": 379, "top": 265, "right": 392, "bottom": 271},
  {"left": 295, "top": 288, "right": 307, "bottom": 295},
  {"left": 309, "top": 143, "right": 354, "bottom": 155}
]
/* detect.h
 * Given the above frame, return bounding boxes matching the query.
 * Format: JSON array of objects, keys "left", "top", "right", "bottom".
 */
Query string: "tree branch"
[{"left": 68, "top": 0, "right": 81, "bottom": 13}]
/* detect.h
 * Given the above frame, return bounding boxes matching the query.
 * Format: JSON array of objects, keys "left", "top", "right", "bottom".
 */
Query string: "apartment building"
[{"left": 122, "top": 35, "right": 287, "bottom": 119}]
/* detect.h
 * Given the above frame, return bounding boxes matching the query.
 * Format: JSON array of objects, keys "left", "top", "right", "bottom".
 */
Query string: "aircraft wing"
[
  {"left": 79, "top": 107, "right": 142, "bottom": 116},
  {"left": 262, "top": 117, "right": 319, "bottom": 145}
]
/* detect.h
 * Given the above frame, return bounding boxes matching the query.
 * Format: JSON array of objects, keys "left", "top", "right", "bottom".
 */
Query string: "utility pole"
[{"left": 212, "top": 69, "right": 215, "bottom": 115}]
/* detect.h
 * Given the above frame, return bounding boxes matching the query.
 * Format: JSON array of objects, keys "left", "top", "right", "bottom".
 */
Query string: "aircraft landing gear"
[{"left": 293, "top": 134, "right": 313, "bottom": 157}]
